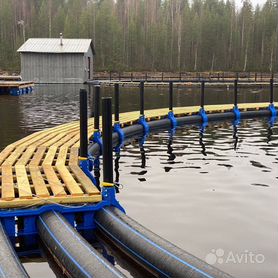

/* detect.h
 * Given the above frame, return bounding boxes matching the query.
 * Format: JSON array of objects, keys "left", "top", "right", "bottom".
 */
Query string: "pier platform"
[
  {"left": 92, "top": 80, "right": 278, "bottom": 88},
  {"left": 0, "top": 102, "right": 273, "bottom": 209},
  {"left": 0, "top": 80, "right": 34, "bottom": 96},
  {"left": 0, "top": 75, "right": 22, "bottom": 81}
]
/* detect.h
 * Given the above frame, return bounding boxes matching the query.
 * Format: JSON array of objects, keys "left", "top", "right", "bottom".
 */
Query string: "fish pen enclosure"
[{"left": 0, "top": 79, "right": 276, "bottom": 277}]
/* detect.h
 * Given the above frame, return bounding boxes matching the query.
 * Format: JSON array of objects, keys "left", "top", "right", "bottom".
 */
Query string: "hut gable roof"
[{"left": 17, "top": 38, "right": 95, "bottom": 55}]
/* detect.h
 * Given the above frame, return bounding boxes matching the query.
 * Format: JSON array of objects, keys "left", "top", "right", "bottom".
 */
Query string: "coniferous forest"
[{"left": 0, "top": 0, "right": 277, "bottom": 72}]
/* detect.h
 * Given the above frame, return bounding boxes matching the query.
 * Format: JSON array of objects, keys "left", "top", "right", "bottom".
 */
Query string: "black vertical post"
[
  {"left": 236, "top": 72, "right": 239, "bottom": 81},
  {"left": 255, "top": 72, "right": 257, "bottom": 82},
  {"left": 169, "top": 81, "right": 173, "bottom": 111},
  {"left": 114, "top": 83, "right": 120, "bottom": 122},
  {"left": 118, "top": 72, "right": 121, "bottom": 81},
  {"left": 80, "top": 89, "right": 88, "bottom": 158},
  {"left": 201, "top": 81, "right": 205, "bottom": 108},
  {"left": 145, "top": 73, "right": 148, "bottom": 81},
  {"left": 234, "top": 79, "right": 238, "bottom": 107},
  {"left": 140, "top": 81, "right": 145, "bottom": 116},
  {"left": 270, "top": 78, "right": 274, "bottom": 104},
  {"left": 102, "top": 98, "right": 113, "bottom": 184},
  {"left": 131, "top": 72, "right": 133, "bottom": 82},
  {"left": 94, "top": 86, "right": 100, "bottom": 131},
  {"left": 179, "top": 72, "right": 182, "bottom": 81}
]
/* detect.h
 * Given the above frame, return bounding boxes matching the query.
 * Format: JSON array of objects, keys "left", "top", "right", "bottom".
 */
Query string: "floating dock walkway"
[{"left": 93, "top": 79, "right": 278, "bottom": 88}]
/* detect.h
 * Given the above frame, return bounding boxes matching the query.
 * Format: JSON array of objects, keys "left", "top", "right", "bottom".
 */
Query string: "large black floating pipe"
[
  {"left": 169, "top": 81, "right": 173, "bottom": 111},
  {"left": 37, "top": 212, "right": 126, "bottom": 278},
  {"left": 270, "top": 78, "right": 274, "bottom": 104},
  {"left": 102, "top": 97, "right": 113, "bottom": 185},
  {"left": 140, "top": 81, "right": 145, "bottom": 116},
  {"left": 234, "top": 79, "right": 238, "bottom": 107},
  {"left": 0, "top": 223, "right": 29, "bottom": 278},
  {"left": 114, "top": 83, "right": 120, "bottom": 122},
  {"left": 80, "top": 89, "right": 88, "bottom": 158},
  {"left": 95, "top": 207, "right": 233, "bottom": 278},
  {"left": 94, "top": 85, "right": 101, "bottom": 131}
]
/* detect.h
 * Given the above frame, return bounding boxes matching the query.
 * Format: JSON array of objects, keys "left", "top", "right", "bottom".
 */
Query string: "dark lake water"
[{"left": 0, "top": 84, "right": 277, "bottom": 277}]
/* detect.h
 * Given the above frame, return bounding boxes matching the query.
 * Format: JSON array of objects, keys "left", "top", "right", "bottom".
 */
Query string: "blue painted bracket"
[
  {"left": 138, "top": 115, "right": 150, "bottom": 136},
  {"left": 0, "top": 190, "right": 125, "bottom": 239},
  {"left": 91, "top": 130, "right": 103, "bottom": 150},
  {"left": 168, "top": 111, "right": 177, "bottom": 129},
  {"left": 199, "top": 107, "right": 208, "bottom": 124},
  {"left": 114, "top": 122, "right": 125, "bottom": 153},
  {"left": 233, "top": 105, "right": 241, "bottom": 121},
  {"left": 79, "top": 159, "right": 97, "bottom": 186},
  {"left": 268, "top": 103, "right": 277, "bottom": 118},
  {"left": 0, "top": 202, "right": 108, "bottom": 238},
  {"left": 101, "top": 187, "right": 125, "bottom": 213}
]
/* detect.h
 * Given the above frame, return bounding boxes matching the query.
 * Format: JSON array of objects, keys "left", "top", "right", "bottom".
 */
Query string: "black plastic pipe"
[
  {"left": 88, "top": 109, "right": 272, "bottom": 157},
  {"left": 102, "top": 98, "right": 113, "bottom": 184},
  {"left": 270, "top": 78, "right": 274, "bottom": 104},
  {"left": 79, "top": 89, "right": 88, "bottom": 158},
  {"left": 140, "top": 81, "right": 145, "bottom": 116},
  {"left": 201, "top": 81, "right": 205, "bottom": 108},
  {"left": 234, "top": 79, "right": 238, "bottom": 106},
  {"left": 95, "top": 207, "right": 233, "bottom": 278},
  {"left": 114, "top": 83, "right": 120, "bottom": 122},
  {"left": 169, "top": 81, "right": 173, "bottom": 111},
  {"left": 94, "top": 85, "right": 100, "bottom": 131},
  {"left": 0, "top": 222, "right": 29, "bottom": 278},
  {"left": 37, "top": 211, "right": 126, "bottom": 278}
]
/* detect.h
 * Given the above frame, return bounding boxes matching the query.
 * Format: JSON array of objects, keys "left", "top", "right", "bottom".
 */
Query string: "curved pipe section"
[
  {"left": 37, "top": 211, "right": 126, "bottom": 278},
  {"left": 88, "top": 109, "right": 272, "bottom": 156},
  {"left": 0, "top": 222, "right": 29, "bottom": 278},
  {"left": 95, "top": 207, "right": 233, "bottom": 278}
]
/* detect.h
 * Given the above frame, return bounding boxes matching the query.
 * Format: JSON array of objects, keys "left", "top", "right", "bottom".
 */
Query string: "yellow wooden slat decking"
[{"left": 0, "top": 102, "right": 273, "bottom": 208}]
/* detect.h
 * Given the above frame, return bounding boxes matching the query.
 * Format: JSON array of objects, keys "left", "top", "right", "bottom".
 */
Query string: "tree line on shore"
[{"left": 0, "top": 0, "right": 277, "bottom": 73}]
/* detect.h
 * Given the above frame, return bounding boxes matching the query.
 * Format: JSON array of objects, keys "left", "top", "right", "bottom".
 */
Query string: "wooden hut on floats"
[{"left": 17, "top": 34, "right": 95, "bottom": 84}]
